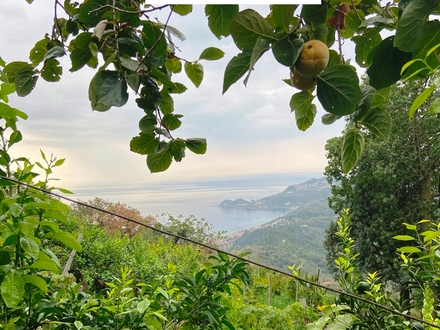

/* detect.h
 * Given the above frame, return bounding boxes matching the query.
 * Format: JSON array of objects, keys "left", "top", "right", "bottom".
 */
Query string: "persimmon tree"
[{"left": 1, "top": 1, "right": 440, "bottom": 173}]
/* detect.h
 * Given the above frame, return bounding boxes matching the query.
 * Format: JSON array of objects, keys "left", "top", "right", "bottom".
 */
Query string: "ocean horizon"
[{"left": 66, "top": 172, "right": 324, "bottom": 233}]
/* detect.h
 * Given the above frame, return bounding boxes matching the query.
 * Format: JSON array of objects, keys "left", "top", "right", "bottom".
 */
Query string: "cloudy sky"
[{"left": 0, "top": 2, "right": 348, "bottom": 190}]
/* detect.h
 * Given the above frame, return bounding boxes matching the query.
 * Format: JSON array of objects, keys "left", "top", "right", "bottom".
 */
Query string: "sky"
[{"left": 0, "top": 2, "right": 349, "bottom": 191}]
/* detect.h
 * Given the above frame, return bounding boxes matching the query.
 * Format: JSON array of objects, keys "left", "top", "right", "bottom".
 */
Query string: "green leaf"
[
  {"left": 130, "top": 133, "right": 159, "bottom": 155},
  {"left": 78, "top": 0, "right": 107, "bottom": 26},
  {"left": 29, "top": 257, "right": 59, "bottom": 273},
  {"left": 428, "top": 99, "right": 440, "bottom": 114},
  {"left": 70, "top": 49, "right": 92, "bottom": 72},
  {"left": 341, "top": 128, "right": 365, "bottom": 174},
  {"left": 367, "top": 36, "right": 412, "bottom": 90},
  {"left": 137, "top": 298, "right": 151, "bottom": 314},
  {"left": 15, "top": 64, "right": 38, "bottom": 97},
  {"left": 142, "top": 22, "right": 167, "bottom": 57},
  {"left": 222, "top": 50, "right": 252, "bottom": 94},
  {"left": 358, "top": 108, "right": 392, "bottom": 141},
  {"left": 20, "top": 237, "right": 40, "bottom": 260},
  {"left": 0, "top": 82, "right": 15, "bottom": 102},
  {"left": 23, "top": 275, "right": 48, "bottom": 293},
  {"left": 8, "top": 130, "right": 22, "bottom": 147},
  {"left": 205, "top": 5, "right": 239, "bottom": 39},
  {"left": 88, "top": 71, "right": 128, "bottom": 111},
  {"left": 186, "top": 138, "right": 207, "bottom": 155},
  {"left": 267, "top": 5, "right": 297, "bottom": 32},
  {"left": 230, "top": 9, "right": 275, "bottom": 50},
  {"left": 317, "top": 65, "right": 361, "bottom": 116},
  {"left": 172, "top": 5, "right": 192, "bottom": 16},
  {"left": 412, "top": 21, "right": 440, "bottom": 60},
  {"left": 397, "top": 246, "right": 422, "bottom": 253},
  {"left": 29, "top": 38, "right": 50, "bottom": 66},
  {"left": 342, "top": 10, "right": 365, "bottom": 38},
  {"left": 41, "top": 58, "right": 63, "bottom": 82},
  {"left": 147, "top": 149, "right": 173, "bottom": 173},
  {"left": 301, "top": 4, "right": 327, "bottom": 25},
  {"left": 169, "top": 139, "right": 186, "bottom": 162},
  {"left": 321, "top": 113, "right": 341, "bottom": 125},
  {"left": 44, "top": 232, "right": 82, "bottom": 252},
  {"left": 370, "top": 86, "right": 390, "bottom": 109},
  {"left": 162, "top": 114, "right": 183, "bottom": 131},
  {"left": 352, "top": 28, "right": 382, "bottom": 67},
  {"left": 409, "top": 85, "right": 436, "bottom": 119},
  {"left": 393, "top": 235, "right": 416, "bottom": 241},
  {"left": 244, "top": 38, "right": 270, "bottom": 86},
  {"left": 289, "top": 91, "right": 317, "bottom": 131},
  {"left": 1, "top": 272, "right": 24, "bottom": 308},
  {"left": 159, "top": 93, "right": 174, "bottom": 114},
  {"left": 199, "top": 47, "right": 225, "bottom": 61},
  {"left": 272, "top": 35, "right": 303, "bottom": 67},
  {"left": 184, "top": 62, "right": 204, "bottom": 88},
  {"left": 394, "top": 0, "right": 438, "bottom": 52}
]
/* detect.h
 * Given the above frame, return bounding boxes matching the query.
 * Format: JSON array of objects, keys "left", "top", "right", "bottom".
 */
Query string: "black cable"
[{"left": 2, "top": 176, "right": 439, "bottom": 328}]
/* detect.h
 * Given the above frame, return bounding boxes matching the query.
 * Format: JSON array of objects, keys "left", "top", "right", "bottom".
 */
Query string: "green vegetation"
[
  {"left": 2, "top": 1, "right": 440, "bottom": 329},
  {"left": 228, "top": 197, "right": 334, "bottom": 277}
]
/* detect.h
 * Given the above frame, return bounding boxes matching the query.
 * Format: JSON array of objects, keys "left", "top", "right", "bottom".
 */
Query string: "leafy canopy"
[{"left": 1, "top": 1, "right": 440, "bottom": 173}]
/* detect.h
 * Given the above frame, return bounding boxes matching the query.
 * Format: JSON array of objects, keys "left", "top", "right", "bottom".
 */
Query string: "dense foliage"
[{"left": 324, "top": 80, "right": 440, "bottom": 286}]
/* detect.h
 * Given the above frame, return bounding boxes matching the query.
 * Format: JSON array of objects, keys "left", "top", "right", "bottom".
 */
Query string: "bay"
[{"left": 69, "top": 173, "right": 321, "bottom": 233}]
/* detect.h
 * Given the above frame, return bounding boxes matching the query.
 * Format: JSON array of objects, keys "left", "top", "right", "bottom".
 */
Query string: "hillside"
[
  {"left": 219, "top": 177, "right": 331, "bottom": 212},
  {"left": 220, "top": 179, "right": 336, "bottom": 279}
]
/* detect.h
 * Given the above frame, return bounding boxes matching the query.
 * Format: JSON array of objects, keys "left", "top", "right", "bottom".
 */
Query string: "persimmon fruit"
[
  {"left": 327, "top": 4, "right": 350, "bottom": 29},
  {"left": 290, "top": 67, "right": 317, "bottom": 91},
  {"left": 294, "top": 40, "right": 330, "bottom": 78}
]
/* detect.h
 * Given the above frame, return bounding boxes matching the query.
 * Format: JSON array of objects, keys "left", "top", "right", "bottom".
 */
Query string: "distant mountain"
[
  {"left": 219, "top": 178, "right": 336, "bottom": 279},
  {"left": 219, "top": 177, "right": 331, "bottom": 212}
]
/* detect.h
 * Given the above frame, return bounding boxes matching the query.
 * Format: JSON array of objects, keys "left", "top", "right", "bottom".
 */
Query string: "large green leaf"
[
  {"left": 358, "top": 108, "right": 392, "bottom": 141},
  {"left": 199, "top": 47, "right": 225, "bottom": 61},
  {"left": 352, "top": 28, "right": 382, "bottom": 67},
  {"left": 130, "top": 133, "right": 159, "bottom": 155},
  {"left": 88, "top": 71, "right": 128, "bottom": 111},
  {"left": 78, "top": 0, "right": 108, "bottom": 26},
  {"left": 412, "top": 21, "right": 440, "bottom": 60},
  {"left": 70, "top": 48, "right": 93, "bottom": 72},
  {"left": 169, "top": 139, "right": 186, "bottom": 162},
  {"left": 1, "top": 272, "right": 24, "bottom": 308},
  {"left": 408, "top": 85, "right": 437, "bottom": 119},
  {"left": 172, "top": 5, "right": 193, "bottom": 16},
  {"left": 230, "top": 9, "right": 275, "bottom": 50},
  {"left": 317, "top": 65, "right": 361, "bottom": 116},
  {"left": 394, "top": 0, "right": 438, "bottom": 52},
  {"left": 272, "top": 34, "right": 303, "bottom": 67},
  {"left": 205, "top": 5, "right": 239, "bottom": 39},
  {"left": 44, "top": 232, "right": 82, "bottom": 252},
  {"left": 289, "top": 91, "right": 316, "bottom": 131},
  {"left": 147, "top": 149, "right": 173, "bottom": 173},
  {"left": 341, "top": 128, "right": 365, "bottom": 174},
  {"left": 159, "top": 93, "right": 174, "bottom": 114},
  {"left": 23, "top": 275, "right": 48, "bottom": 293},
  {"left": 222, "top": 50, "right": 252, "bottom": 94},
  {"left": 142, "top": 22, "right": 167, "bottom": 57},
  {"left": 184, "top": 62, "right": 204, "bottom": 88},
  {"left": 162, "top": 114, "right": 183, "bottom": 131},
  {"left": 301, "top": 4, "right": 327, "bottom": 25},
  {"left": 186, "top": 138, "right": 207, "bottom": 155},
  {"left": 244, "top": 38, "right": 270, "bottom": 86},
  {"left": 367, "top": 36, "right": 412, "bottom": 90},
  {"left": 41, "top": 58, "right": 62, "bottom": 82},
  {"left": 29, "top": 38, "right": 50, "bottom": 66},
  {"left": 20, "top": 237, "right": 39, "bottom": 260},
  {"left": 267, "top": 5, "right": 297, "bottom": 32},
  {"left": 14, "top": 64, "right": 38, "bottom": 97}
]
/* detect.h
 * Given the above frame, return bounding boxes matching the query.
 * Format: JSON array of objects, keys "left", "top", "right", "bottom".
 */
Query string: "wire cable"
[{"left": 2, "top": 176, "right": 439, "bottom": 329}]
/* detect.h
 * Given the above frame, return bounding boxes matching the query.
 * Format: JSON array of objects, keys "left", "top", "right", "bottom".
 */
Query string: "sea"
[{"left": 68, "top": 173, "right": 323, "bottom": 234}]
